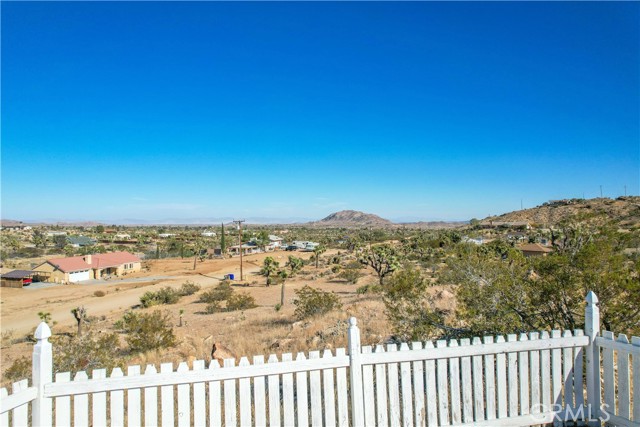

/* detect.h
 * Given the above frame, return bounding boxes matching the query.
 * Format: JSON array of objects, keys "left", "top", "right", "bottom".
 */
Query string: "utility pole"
[
  {"left": 600, "top": 185, "right": 603, "bottom": 198},
  {"left": 624, "top": 185, "right": 627, "bottom": 197},
  {"left": 233, "top": 219, "right": 245, "bottom": 280},
  {"left": 520, "top": 199, "right": 523, "bottom": 210}
]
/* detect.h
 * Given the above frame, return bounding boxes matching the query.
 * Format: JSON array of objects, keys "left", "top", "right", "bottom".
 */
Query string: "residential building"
[{"left": 33, "top": 251, "right": 142, "bottom": 283}]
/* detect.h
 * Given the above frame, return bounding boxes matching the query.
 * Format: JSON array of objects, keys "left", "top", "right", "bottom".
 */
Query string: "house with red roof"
[{"left": 33, "top": 251, "right": 142, "bottom": 283}]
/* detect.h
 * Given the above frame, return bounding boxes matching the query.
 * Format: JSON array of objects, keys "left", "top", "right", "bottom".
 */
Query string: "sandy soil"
[{"left": 1, "top": 250, "right": 396, "bottom": 382}]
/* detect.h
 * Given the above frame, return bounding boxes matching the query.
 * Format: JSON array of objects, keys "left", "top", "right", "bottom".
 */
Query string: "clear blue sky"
[{"left": 2, "top": 2, "right": 638, "bottom": 223}]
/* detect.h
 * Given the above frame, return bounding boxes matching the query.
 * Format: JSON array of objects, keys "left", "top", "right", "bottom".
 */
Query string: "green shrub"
[
  {"left": 53, "top": 332, "right": 125, "bottom": 375},
  {"left": 293, "top": 285, "right": 342, "bottom": 320},
  {"left": 94, "top": 290, "right": 106, "bottom": 297},
  {"left": 4, "top": 356, "right": 30, "bottom": 382},
  {"left": 178, "top": 281, "right": 200, "bottom": 296},
  {"left": 356, "top": 283, "right": 382, "bottom": 295},
  {"left": 205, "top": 301, "right": 223, "bottom": 314},
  {"left": 339, "top": 263, "right": 364, "bottom": 284},
  {"left": 226, "top": 292, "right": 257, "bottom": 311},
  {"left": 140, "top": 287, "right": 181, "bottom": 307},
  {"left": 117, "top": 311, "right": 177, "bottom": 353},
  {"left": 198, "top": 282, "right": 233, "bottom": 303},
  {"left": 331, "top": 265, "right": 341, "bottom": 273}
]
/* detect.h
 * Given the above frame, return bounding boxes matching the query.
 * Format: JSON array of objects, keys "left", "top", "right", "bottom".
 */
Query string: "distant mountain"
[
  {"left": 481, "top": 196, "right": 640, "bottom": 229},
  {"left": 310, "top": 210, "right": 393, "bottom": 227}
]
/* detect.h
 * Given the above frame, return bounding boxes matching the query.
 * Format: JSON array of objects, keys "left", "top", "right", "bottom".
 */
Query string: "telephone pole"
[{"left": 233, "top": 219, "right": 245, "bottom": 280}]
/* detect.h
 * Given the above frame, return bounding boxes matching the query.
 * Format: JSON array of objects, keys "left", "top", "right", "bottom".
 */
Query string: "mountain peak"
[{"left": 312, "top": 210, "right": 393, "bottom": 227}]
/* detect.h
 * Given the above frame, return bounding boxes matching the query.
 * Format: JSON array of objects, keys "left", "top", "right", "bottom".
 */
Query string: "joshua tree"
[
  {"left": 260, "top": 257, "right": 279, "bottom": 286},
  {"left": 313, "top": 245, "right": 326, "bottom": 269},
  {"left": 286, "top": 256, "right": 304, "bottom": 277},
  {"left": 71, "top": 306, "right": 87, "bottom": 337},
  {"left": 278, "top": 269, "right": 289, "bottom": 307}
]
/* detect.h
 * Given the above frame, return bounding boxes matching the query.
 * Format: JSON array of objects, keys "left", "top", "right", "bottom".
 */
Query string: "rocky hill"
[
  {"left": 310, "top": 210, "right": 393, "bottom": 227},
  {"left": 482, "top": 197, "right": 640, "bottom": 229}
]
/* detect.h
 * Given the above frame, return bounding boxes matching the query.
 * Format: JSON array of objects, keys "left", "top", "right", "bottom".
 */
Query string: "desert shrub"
[
  {"left": 198, "top": 282, "right": 233, "bottom": 303},
  {"left": 53, "top": 332, "right": 125, "bottom": 375},
  {"left": 178, "top": 281, "right": 200, "bottom": 296},
  {"left": 117, "top": 311, "right": 177, "bottom": 353},
  {"left": 4, "top": 356, "right": 30, "bottom": 383},
  {"left": 94, "top": 290, "right": 106, "bottom": 297},
  {"left": 356, "top": 283, "right": 382, "bottom": 295},
  {"left": 140, "top": 287, "right": 181, "bottom": 307},
  {"left": 331, "top": 265, "right": 341, "bottom": 273},
  {"left": 293, "top": 285, "right": 342, "bottom": 320},
  {"left": 226, "top": 292, "right": 257, "bottom": 311},
  {"left": 205, "top": 301, "right": 223, "bottom": 314},
  {"left": 339, "top": 261, "right": 364, "bottom": 284}
]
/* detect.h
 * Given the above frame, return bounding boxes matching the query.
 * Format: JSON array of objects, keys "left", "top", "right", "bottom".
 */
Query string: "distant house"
[
  {"left": 201, "top": 231, "right": 217, "bottom": 237},
  {"left": 518, "top": 243, "right": 553, "bottom": 257},
  {"left": 114, "top": 233, "right": 131, "bottom": 240},
  {"left": 229, "top": 243, "right": 260, "bottom": 255},
  {"left": 158, "top": 233, "right": 176, "bottom": 238},
  {"left": 68, "top": 236, "right": 97, "bottom": 247},
  {"left": 1, "top": 270, "right": 49, "bottom": 288},
  {"left": 33, "top": 251, "right": 142, "bottom": 283},
  {"left": 462, "top": 236, "right": 484, "bottom": 245},
  {"left": 46, "top": 231, "right": 67, "bottom": 237}
]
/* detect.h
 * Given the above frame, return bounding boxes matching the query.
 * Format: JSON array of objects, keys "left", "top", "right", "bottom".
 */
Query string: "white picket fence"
[{"left": 1, "top": 291, "right": 638, "bottom": 427}]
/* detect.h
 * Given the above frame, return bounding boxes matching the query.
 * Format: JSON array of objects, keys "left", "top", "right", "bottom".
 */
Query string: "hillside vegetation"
[{"left": 482, "top": 196, "right": 640, "bottom": 229}]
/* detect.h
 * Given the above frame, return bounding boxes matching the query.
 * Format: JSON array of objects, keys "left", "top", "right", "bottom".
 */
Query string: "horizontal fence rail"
[{"left": 1, "top": 291, "right": 636, "bottom": 427}]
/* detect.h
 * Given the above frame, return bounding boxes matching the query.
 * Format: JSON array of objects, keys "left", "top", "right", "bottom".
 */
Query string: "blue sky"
[{"left": 2, "top": 2, "right": 638, "bottom": 223}]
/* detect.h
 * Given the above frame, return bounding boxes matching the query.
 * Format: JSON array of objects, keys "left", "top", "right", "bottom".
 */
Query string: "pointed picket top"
[
  {"left": 586, "top": 291, "right": 599, "bottom": 305},
  {"left": 349, "top": 317, "right": 357, "bottom": 327},
  {"left": 34, "top": 322, "right": 51, "bottom": 341}
]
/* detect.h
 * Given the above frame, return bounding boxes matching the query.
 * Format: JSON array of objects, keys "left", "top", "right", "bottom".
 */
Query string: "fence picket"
[
  {"left": 73, "top": 371, "right": 89, "bottom": 427},
  {"left": 573, "top": 330, "right": 585, "bottom": 410},
  {"left": 267, "top": 354, "right": 281, "bottom": 426},
  {"left": 224, "top": 358, "right": 237, "bottom": 427},
  {"left": 281, "top": 354, "right": 294, "bottom": 427},
  {"left": 472, "top": 337, "right": 484, "bottom": 422},
  {"left": 411, "top": 342, "right": 426, "bottom": 427},
  {"left": 91, "top": 369, "right": 107, "bottom": 427},
  {"left": 448, "top": 340, "right": 461, "bottom": 425},
  {"left": 387, "top": 344, "right": 402, "bottom": 426},
  {"left": 616, "top": 334, "right": 630, "bottom": 419},
  {"left": 143, "top": 365, "right": 158, "bottom": 427},
  {"left": 507, "top": 334, "right": 518, "bottom": 417},
  {"left": 323, "top": 350, "right": 337, "bottom": 427},
  {"left": 335, "top": 348, "right": 349, "bottom": 427},
  {"left": 399, "top": 343, "right": 414, "bottom": 427},
  {"left": 309, "top": 351, "right": 322, "bottom": 427},
  {"left": 111, "top": 368, "right": 125, "bottom": 427},
  {"left": 192, "top": 361, "right": 206, "bottom": 427},
  {"left": 539, "top": 331, "right": 551, "bottom": 413},
  {"left": 562, "top": 330, "right": 574, "bottom": 416},
  {"left": 362, "top": 346, "right": 376, "bottom": 426},
  {"left": 11, "top": 380, "right": 28, "bottom": 427},
  {"left": 518, "top": 334, "right": 530, "bottom": 415},
  {"left": 176, "top": 363, "right": 190, "bottom": 427},
  {"left": 495, "top": 336, "right": 507, "bottom": 420},
  {"left": 632, "top": 336, "right": 640, "bottom": 421},
  {"left": 529, "top": 333, "right": 540, "bottom": 415},
  {"left": 375, "top": 345, "right": 389, "bottom": 427},
  {"left": 550, "top": 331, "right": 562, "bottom": 427},
  {"left": 238, "top": 358, "right": 252, "bottom": 427},
  {"left": 436, "top": 340, "right": 450, "bottom": 426},
  {"left": 144, "top": 365, "right": 158, "bottom": 426},
  {"left": 208, "top": 360, "right": 222, "bottom": 427},
  {"left": 253, "top": 356, "right": 266, "bottom": 427},
  {"left": 159, "top": 364, "right": 173, "bottom": 427},
  {"left": 54, "top": 372, "right": 70, "bottom": 427},
  {"left": 127, "top": 365, "right": 141, "bottom": 427},
  {"left": 294, "top": 353, "right": 308, "bottom": 427},
  {"left": 483, "top": 336, "right": 496, "bottom": 421},
  {"left": 0, "top": 388, "right": 8, "bottom": 427},
  {"left": 460, "top": 338, "right": 473, "bottom": 423}
]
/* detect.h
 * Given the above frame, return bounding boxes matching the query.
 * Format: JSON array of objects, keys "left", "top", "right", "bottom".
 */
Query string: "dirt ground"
[{"left": 0, "top": 250, "right": 397, "bottom": 382}]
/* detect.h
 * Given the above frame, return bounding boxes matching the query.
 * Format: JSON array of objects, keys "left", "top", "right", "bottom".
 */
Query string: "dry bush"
[
  {"left": 94, "top": 290, "right": 106, "bottom": 297},
  {"left": 140, "top": 287, "right": 181, "bottom": 307},
  {"left": 178, "top": 281, "right": 200, "bottom": 296},
  {"left": 198, "top": 282, "right": 233, "bottom": 303},
  {"left": 116, "top": 310, "right": 177, "bottom": 353},
  {"left": 293, "top": 285, "right": 342, "bottom": 320}
]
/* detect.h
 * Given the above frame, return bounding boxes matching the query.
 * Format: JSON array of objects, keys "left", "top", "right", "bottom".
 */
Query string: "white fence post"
[
  {"left": 32, "top": 322, "right": 53, "bottom": 427},
  {"left": 348, "top": 317, "right": 365, "bottom": 426},
  {"left": 584, "top": 291, "right": 601, "bottom": 426}
]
